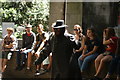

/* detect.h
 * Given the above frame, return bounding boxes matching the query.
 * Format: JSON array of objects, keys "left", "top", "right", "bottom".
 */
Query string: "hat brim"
[
  {"left": 25, "top": 27, "right": 32, "bottom": 28},
  {"left": 52, "top": 25, "right": 68, "bottom": 28}
]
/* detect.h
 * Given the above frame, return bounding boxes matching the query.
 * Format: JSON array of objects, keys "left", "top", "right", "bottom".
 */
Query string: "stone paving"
[{"left": 1, "top": 52, "right": 51, "bottom": 79}]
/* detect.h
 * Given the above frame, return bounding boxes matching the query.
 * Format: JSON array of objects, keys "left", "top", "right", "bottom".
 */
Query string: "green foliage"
[
  {"left": 14, "top": 31, "right": 24, "bottom": 39},
  {"left": 1, "top": 1, "right": 49, "bottom": 39},
  {"left": 0, "top": 22, "right": 1, "bottom": 38},
  {"left": 1, "top": 1, "right": 49, "bottom": 27},
  {"left": 0, "top": 30, "right": 2, "bottom": 38}
]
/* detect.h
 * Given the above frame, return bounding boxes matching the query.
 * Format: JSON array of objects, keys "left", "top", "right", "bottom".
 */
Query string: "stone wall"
[
  {"left": 65, "top": 2, "right": 82, "bottom": 33},
  {"left": 82, "top": 2, "right": 119, "bottom": 39},
  {"left": 49, "top": 2, "right": 65, "bottom": 30},
  {"left": 49, "top": 2, "right": 119, "bottom": 37},
  {"left": 48, "top": 2, "right": 82, "bottom": 33}
]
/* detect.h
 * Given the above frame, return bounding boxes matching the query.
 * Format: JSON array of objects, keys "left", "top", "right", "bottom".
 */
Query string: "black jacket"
[
  {"left": 22, "top": 32, "right": 36, "bottom": 49},
  {"left": 35, "top": 34, "right": 82, "bottom": 80}
]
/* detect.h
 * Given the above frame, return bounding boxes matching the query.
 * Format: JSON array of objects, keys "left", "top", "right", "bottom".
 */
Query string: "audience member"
[
  {"left": 0, "top": 27, "right": 17, "bottom": 73},
  {"left": 92, "top": 27, "right": 118, "bottom": 80},
  {"left": 16, "top": 24, "right": 36, "bottom": 70},
  {"left": 104, "top": 38, "right": 120, "bottom": 80},
  {"left": 78, "top": 27, "right": 100, "bottom": 74}
]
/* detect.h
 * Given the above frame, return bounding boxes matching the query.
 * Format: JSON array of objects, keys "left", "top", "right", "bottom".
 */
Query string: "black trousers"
[{"left": 69, "top": 52, "right": 82, "bottom": 80}]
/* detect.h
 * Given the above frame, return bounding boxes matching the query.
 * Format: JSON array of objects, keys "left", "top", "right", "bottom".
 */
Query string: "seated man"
[
  {"left": 16, "top": 24, "right": 36, "bottom": 70},
  {"left": 30, "top": 24, "right": 51, "bottom": 75},
  {"left": 0, "top": 27, "right": 17, "bottom": 73},
  {"left": 35, "top": 52, "right": 52, "bottom": 76}
]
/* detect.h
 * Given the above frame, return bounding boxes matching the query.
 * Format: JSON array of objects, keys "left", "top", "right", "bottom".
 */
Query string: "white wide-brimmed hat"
[{"left": 52, "top": 20, "right": 67, "bottom": 28}]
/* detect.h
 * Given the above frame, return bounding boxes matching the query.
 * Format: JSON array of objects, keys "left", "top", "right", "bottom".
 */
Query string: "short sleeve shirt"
[
  {"left": 36, "top": 33, "right": 46, "bottom": 42},
  {"left": 2, "top": 34, "right": 17, "bottom": 51},
  {"left": 106, "top": 36, "right": 118, "bottom": 53},
  {"left": 85, "top": 38, "right": 100, "bottom": 52}
]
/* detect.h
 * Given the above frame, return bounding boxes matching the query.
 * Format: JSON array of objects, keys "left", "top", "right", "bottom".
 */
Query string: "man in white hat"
[
  {"left": 34, "top": 20, "right": 82, "bottom": 80},
  {"left": 16, "top": 24, "right": 36, "bottom": 70}
]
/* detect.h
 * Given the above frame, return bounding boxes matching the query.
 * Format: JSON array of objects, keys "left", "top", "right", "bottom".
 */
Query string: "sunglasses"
[
  {"left": 74, "top": 29, "right": 80, "bottom": 31},
  {"left": 74, "top": 29, "right": 78, "bottom": 31},
  {"left": 54, "top": 28, "right": 59, "bottom": 31}
]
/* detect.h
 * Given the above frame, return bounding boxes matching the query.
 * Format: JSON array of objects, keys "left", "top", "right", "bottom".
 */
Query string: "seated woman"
[
  {"left": 78, "top": 27, "right": 100, "bottom": 74},
  {"left": 73, "top": 24, "right": 85, "bottom": 58},
  {"left": 92, "top": 27, "right": 118, "bottom": 80},
  {"left": 0, "top": 27, "right": 17, "bottom": 73},
  {"left": 104, "top": 38, "right": 120, "bottom": 80},
  {"left": 69, "top": 25, "right": 85, "bottom": 79}
]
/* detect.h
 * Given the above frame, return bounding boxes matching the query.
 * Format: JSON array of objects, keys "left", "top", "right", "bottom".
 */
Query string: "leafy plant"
[
  {"left": 1, "top": 0, "right": 49, "bottom": 39},
  {"left": 1, "top": 1, "right": 49, "bottom": 27}
]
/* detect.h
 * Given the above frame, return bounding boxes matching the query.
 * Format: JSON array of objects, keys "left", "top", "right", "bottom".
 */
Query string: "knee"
[
  {"left": 78, "top": 56, "right": 81, "bottom": 62},
  {"left": 83, "top": 58, "right": 91, "bottom": 63},
  {"left": 100, "top": 59, "right": 106, "bottom": 63},
  {"left": 95, "top": 58, "right": 100, "bottom": 64}
]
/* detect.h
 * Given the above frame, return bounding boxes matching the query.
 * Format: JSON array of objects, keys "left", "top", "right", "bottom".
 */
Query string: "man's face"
[
  {"left": 53, "top": 28, "right": 61, "bottom": 36},
  {"left": 37, "top": 26, "right": 43, "bottom": 33},
  {"left": 25, "top": 27, "right": 32, "bottom": 32}
]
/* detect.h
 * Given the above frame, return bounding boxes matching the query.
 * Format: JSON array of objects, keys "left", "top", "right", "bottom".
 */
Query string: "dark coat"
[
  {"left": 22, "top": 32, "right": 36, "bottom": 49},
  {"left": 35, "top": 35, "right": 82, "bottom": 80}
]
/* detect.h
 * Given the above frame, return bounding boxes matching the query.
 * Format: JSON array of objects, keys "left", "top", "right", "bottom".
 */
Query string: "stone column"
[
  {"left": 65, "top": 2, "right": 82, "bottom": 33},
  {"left": 49, "top": 2, "right": 65, "bottom": 30},
  {"left": 49, "top": 2, "right": 83, "bottom": 33}
]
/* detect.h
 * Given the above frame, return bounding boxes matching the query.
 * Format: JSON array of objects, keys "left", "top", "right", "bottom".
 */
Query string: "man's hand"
[
  {"left": 31, "top": 50, "right": 35, "bottom": 54},
  {"left": 20, "top": 48, "right": 26, "bottom": 52},
  {"left": 75, "top": 50, "right": 80, "bottom": 52},
  {"left": 35, "top": 51, "right": 40, "bottom": 57}
]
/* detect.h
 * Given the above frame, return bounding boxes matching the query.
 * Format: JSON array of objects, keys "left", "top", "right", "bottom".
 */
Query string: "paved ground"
[
  {"left": 1, "top": 52, "right": 51, "bottom": 80},
  {"left": 0, "top": 52, "right": 117, "bottom": 80}
]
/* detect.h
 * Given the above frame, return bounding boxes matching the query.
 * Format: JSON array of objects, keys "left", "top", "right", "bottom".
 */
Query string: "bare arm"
[
  {"left": 84, "top": 46, "right": 98, "bottom": 57},
  {"left": 34, "top": 40, "right": 51, "bottom": 65},
  {"left": 35, "top": 39, "right": 47, "bottom": 56},
  {"left": 82, "top": 45, "right": 87, "bottom": 55},
  {"left": 103, "top": 37, "right": 112, "bottom": 45},
  {"left": 76, "top": 36, "right": 86, "bottom": 52},
  {"left": 103, "top": 30, "right": 112, "bottom": 45}
]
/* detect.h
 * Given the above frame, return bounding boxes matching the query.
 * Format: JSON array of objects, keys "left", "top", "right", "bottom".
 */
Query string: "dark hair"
[
  {"left": 87, "top": 27, "right": 97, "bottom": 38},
  {"left": 105, "top": 27, "right": 116, "bottom": 40},
  {"left": 85, "top": 27, "right": 98, "bottom": 43}
]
